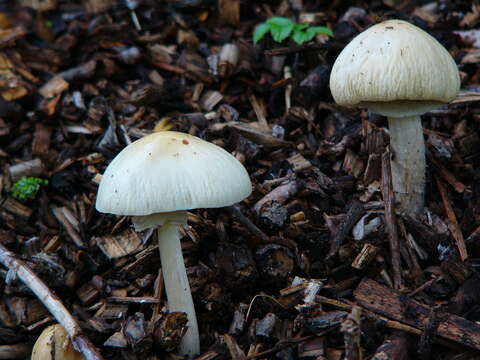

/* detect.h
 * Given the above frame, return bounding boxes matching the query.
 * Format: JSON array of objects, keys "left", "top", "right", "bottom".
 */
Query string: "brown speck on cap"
[
  {"left": 182, "top": 139, "right": 189, "bottom": 145},
  {"left": 386, "top": 26, "right": 394, "bottom": 29}
]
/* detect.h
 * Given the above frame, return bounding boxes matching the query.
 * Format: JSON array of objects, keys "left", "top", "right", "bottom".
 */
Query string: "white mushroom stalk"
[
  {"left": 95, "top": 131, "right": 252, "bottom": 357},
  {"left": 134, "top": 211, "right": 198, "bottom": 356},
  {"left": 329, "top": 19, "right": 460, "bottom": 215},
  {"left": 387, "top": 115, "right": 425, "bottom": 215}
]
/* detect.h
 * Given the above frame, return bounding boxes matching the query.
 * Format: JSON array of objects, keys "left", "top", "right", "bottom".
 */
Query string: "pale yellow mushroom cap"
[
  {"left": 329, "top": 20, "right": 460, "bottom": 117},
  {"left": 96, "top": 131, "right": 252, "bottom": 216},
  {"left": 31, "top": 324, "right": 83, "bottom": 360}
]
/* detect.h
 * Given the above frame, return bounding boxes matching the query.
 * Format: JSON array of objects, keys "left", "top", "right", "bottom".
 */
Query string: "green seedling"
[
  {"left": 253, "top": 17, "right": 333, "bottom": 45},
  {"left": 11, "top": 176, "right": 48, "bottom": 200}
]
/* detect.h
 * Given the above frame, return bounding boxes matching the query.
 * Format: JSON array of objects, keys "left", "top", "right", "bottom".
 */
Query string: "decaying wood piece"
[
  {"left": 94, "top": 229, "right": 143, "bottom": 259},
  {"left": 255, "top": 312, "right": 277, "bottom": 338},
  {"left": 76, "top": 279, "right": 101, "bottom": 306},
  {"left": 222, "top": 334, "right": 247, "bottom": 360},
  {"left": 52, "top": 207, "right": 84, "bottom": 248},
  {"left": 218, "top": 0, "right": 240, "bottom": 25},
  {"left": 448, "top": 276, "right": 480, "bottom": 315},
  {"left": 0, "top": 343, "right": 31, "bottom": 359},
  {"left": 32, "top": 123, "right": 52, "bottom": 158},
  {"left": 381, "top": 151, "right": 403, "bottom": 289},
  {"left": 228, "top": 205, "right": 270, "bottom": 242},
  {"left": 0, "top": 243, "right": 104, "bottom": 360},
  {"left": 84, "top": 0, "right": 115, "bottom": 13},
  {"left": 254, "top": 180, "right": 302, "bottom": 215},
  {"left": 371, "top": 331, "right": 411, "bottom": 360},
  {"left": 39, "top": 76, "right": 69, "bottom": 98},
  {"left": 417, "top": 306, "right": 440, "bottom": 360},
  {"left": 318, "top": 295, "right": 422, "bottom": 336},
  {"left": 199, "top": 90, "right": 223, "bottom": 111},
  {"left": 8, "top": 159, "right": 45, "bottom": 182},
  {"left": 216, "top": 121, "right": 292, "bottom": 147},
  {"left": 249, "top": 95, "right": 269, "bottom": 131},
  {"left": 354, "top": 278, "right": 480, "bottom": 350},
  {"left": 326, "top": 199, "right": 365, "bottom": 260},
  {"left": 1, "top": 197, "right": 32, "bottom": 219},
  {"left": 287, "top": 153, "right": 312, "bottom": 173},
  {"left": 427, "top": 153, "right": 466, "bottom": 193},
  {"left": 351, "top": 243, "right": 379, "bottom": 270},
  {"left": 151, "top": 269, "right": 164, "bottom": 321},
  {"left": 340, "top": 306, "right": 362, "bottom": 360},
  {"left": 218, "top": 43, "right": 239, "bottom": 79},
  {"left": 435, "top": 177, "right": 468, "bottom": 261},
  {"left": 229, "top": 303, "right": 249, "bottom": 335}
]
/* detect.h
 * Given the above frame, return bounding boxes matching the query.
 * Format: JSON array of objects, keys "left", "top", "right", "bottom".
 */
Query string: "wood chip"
[
  {"left": 95, "top": 229, "right": 143, "bottom": 259},
  {"left": 436, "top": 177, "right": 468, "bottom": 261},
  {"left": 38, "top": 76, "right": 69, "bottom": 98},
  {"left": 354, "top": 278, "right": 480, "bottom": 350}
]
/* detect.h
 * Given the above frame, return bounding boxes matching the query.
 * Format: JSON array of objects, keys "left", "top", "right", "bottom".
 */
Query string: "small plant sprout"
[
  {"left": 11, "top": 176, "right": 48, "bottom": 201},
  {"left": 253, "top": 16, "right": 332, "bottom": 45},
  {"left": 330, "top": 20, "right": 460, "bottom": 215},
  {"left": 96, "top": 131, "right": 252, "bottom": 357}
]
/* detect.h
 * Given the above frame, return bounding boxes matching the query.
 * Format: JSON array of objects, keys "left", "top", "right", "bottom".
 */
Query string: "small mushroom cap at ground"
[
  {"left": 329, "top": 19, "right": 460, "bottom": 117},
  {"left": 31, "top": 324, "right": 83, "bottom": 360},
  {"left": 96, "top": 131, "right": 252, "bottom": 216}
]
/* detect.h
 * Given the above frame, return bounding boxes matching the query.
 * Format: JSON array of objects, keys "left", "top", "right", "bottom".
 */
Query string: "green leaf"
[
  {"left": 269, "top": 22, "right": 294, "bottom": 42},
  {"left": 293, "top": 23, "right": 309, "bottom": 31},
  {"left": 265, "top": 17, "right": 295, "bottom": 28},
  {"left": 253, "top": 23, "right": 270, "bottom": 44},
  {"left": 292, "top": 30, "right": 310, "bottom": 45},
  {"left": 306, "top": 26, "right": 333, "bottom": 38}
]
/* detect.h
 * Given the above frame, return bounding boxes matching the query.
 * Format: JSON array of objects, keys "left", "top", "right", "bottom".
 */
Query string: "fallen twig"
[
  {"left": 436, "top": 176, "right": 468, "bottom": 261},
  {"left": 341, "top": 306, "right": 362, "bottom": 360},
  {"left": 326, "top": 199, "right": 365, "bottom": 260},
  {"left": 228, "top": 205, "right": 270, "bottom": 242},
  {"left": 0, "top": 243, "right": 104, "bottom": 360},
  {"left": 381, "top": 150, "right": 403, "bottom": 289},
  {"left": 354, "top": 278, "right": 480, "bottom": 350}
]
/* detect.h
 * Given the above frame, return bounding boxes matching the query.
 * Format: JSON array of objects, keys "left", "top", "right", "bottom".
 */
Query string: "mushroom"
[
  {"left": 96, "top": 131, "right": 252, "bottom": 357},
  {"left": 31, "top": 324, "right": 83, "bottom": 360},
  {"left": 329, "top": 19, "right": 460, "bottom": 214}
]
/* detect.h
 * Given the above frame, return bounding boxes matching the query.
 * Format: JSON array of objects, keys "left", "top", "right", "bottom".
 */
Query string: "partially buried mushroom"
[
  {"left": 31, "top": 324, "right": 82, "bottom": 360},
  {"left": 96, "top": 131, "right": 252, "bottom": 357},
  {"left": 329, "top": 19, "right": 460, "bottom": 215}
]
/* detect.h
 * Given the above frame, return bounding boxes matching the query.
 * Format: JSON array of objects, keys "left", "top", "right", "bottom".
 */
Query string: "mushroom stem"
[
  {"left": 387, "top": 115, "right": 426, "bottom": 215},
  {"left": 157, "top": 219, "right": 200, "bottom": 357}
]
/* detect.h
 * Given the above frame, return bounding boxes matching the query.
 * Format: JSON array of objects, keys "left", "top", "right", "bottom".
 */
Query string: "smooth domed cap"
[
  {"left": 96, "top": 131, "right": 252, "bottom": 216},
  {"left": 31, "top": 324, "right": 83, "bottom": 360},
  {"left": 329, "top": 20, "right": 460, "bottom": 117}
]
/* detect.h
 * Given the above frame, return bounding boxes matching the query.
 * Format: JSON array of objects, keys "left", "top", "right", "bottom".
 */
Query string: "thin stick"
[
  {"left": 317, "top": 296, "right": 421, "bottom": 335},
  {"left": 0, "top": 243, "right": 104, "bottom": 360},
  {"left": 228, "top": 205, "right": 270, "bottom": 243},
  {"left": 326, "top": 200, "right": 365, "bottom": 260},
  {"left": 341, "top": 306, "right": 362, "bottom": 360},
  {"left": 436, "top": 176, "right": 468, "bottom": 261},
  {"left": 284, "top": 66, "right": 292, "bottom": 114},
  {"left": 381, "top": 150, "right": 403, "bottom": 290},
  {"left": 151, "top": 269, "right": 164, "bottom": 321}
]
